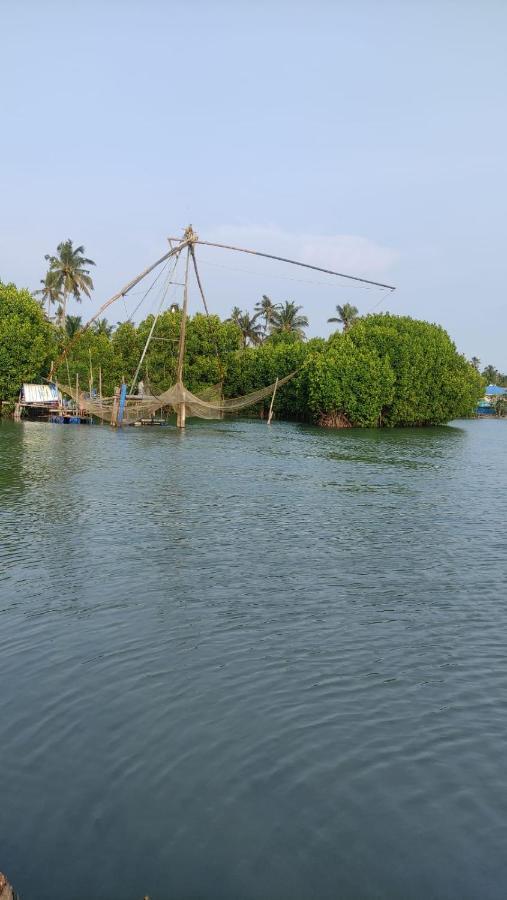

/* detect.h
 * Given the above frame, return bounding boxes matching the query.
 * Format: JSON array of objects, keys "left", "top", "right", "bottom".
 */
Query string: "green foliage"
[
  {"left": 327, "top": 302, "right": 359, "bottom": 332},
  {"left": 44, "top": 239, "right": 95, "bottom": 327},
  {"left": 347, "top": 314, "right": 483, "bottom": 425},
  {"left": 306, "top": 334, "right": 395, "bottom": 426},
  {"left": 269, "top": 301, "right": 308, "bottom": 337},
  {"left": 0, "top": 282, "right": 57, "bottom": 405},
  {"left": 481, "top": 363, "right": 507, "bottom": 387},
  {"left": 1, "top": 281, "right": 484, "bottom": 428},
  {"left": 65, "top": 315, "right": 82, "bottom": 338}
]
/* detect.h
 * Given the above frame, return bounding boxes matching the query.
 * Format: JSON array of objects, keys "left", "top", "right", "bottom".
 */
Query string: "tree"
[
  {"left": 270, "top": 301, "right": 308, "bottom": 338},
  {"left": 236, "top": 312, "right": 264, "bottom": 349},
  {"left": 65, "top": 315, "right": 82, "bottom": 338},
  {"left": 44, "top": 240, "right": 95, "bottom": 328},
  {"left": 348, "top": 313, "right": 483, "bottom": 425},
  {"left": 482, "top": 364, "right": 498, "bottom": 384},
  {"left": 254, "top": 295, "right": 280, "bottom": 333},
  {"left": 0, "top": 281, "right": 57, "bottom": 405},
  {"left": 470, "top": 356, "right": 481, "bottom": 371},
  {"left": 327, "top": 302, "right": 359, "bottom": 332},
  {"left": 227, "top": 306, "right": 242, "bottom": 326},
  {"left": 93, "top": 318, "right": 114, "bottom": 337},
  {"left": 35, "top": 270, "right": 62, "bottom": 320},
  {"left": 307, "top": 334, "right": 395, "bottom": 426}
]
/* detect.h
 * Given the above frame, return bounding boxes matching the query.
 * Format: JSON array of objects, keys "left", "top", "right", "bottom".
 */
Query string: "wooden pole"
[
  {"left": 111, "top": 385, "right": 120, "bottom": 427},
  {"left": 98, "top": 365, "right": 102, "bottom": 400},
  {"left": 0, "top": 871, "right": 15, "bottom": 900},
  {"left": 267, "top": 377, "right": 279, "bottom": 425},
  {"left": 89, "top": 348, "right": 93, "bottom": 398},
  {"left": 167, "top": 237, "right": 397, "bottom": 292},
  {"left": 75, "top": 372, "right": 79, "bottom": 416},
  {"left": 176, "top": 245, "right": 191, "bottom": 428},
  {"left": 50, "top": 238, "right": 190, "bottom": 379},
  {"left": 129, "top": 247, "right": 181, "bottom": 395}
]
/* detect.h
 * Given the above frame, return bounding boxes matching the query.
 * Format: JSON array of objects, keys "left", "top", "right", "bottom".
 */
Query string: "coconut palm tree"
[
  {"left": 65, "top": 315, "right": 82, "bottom": 339},
  {"left": 254, "top": 295, "right": 280, "bottom": 333},
  {"left": 227, "top": 306, "right": 242, "bottom": 326},
  {"left": 44, "top": 240, "right": 95, "bottom": 328},
  {"left": 269, "top": 301, "right": 308, "bottom": 338},
  {"left": 470, "top": 356, "right": 481, "bottom": 371},
  {"left": 35, "top": 270, "right": 62, "bottom": 320},
  {"left": 235, "top": 312, "right": 264, "bottom": 349},
  {"left": 93, "top": 318, "right": 114, "bottom": 337},
  {"left": 328, "top": 302, "right": 359, "bottom": 332}
]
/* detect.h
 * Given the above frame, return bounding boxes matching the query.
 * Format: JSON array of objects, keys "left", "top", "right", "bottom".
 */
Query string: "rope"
[
  {"left": 129, "top": 252, "right": 181, "bottom": 393},
  {"left": 190, "top": 245, "right": 226, "bottom": 380}
]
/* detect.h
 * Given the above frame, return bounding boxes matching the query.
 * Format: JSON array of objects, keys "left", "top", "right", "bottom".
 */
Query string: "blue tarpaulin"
[{"left": 485, "top": 384, "right": 507, "bottom": 396}]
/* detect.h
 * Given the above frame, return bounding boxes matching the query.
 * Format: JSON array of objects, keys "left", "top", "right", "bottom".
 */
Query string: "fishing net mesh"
[{"left": 56, "top": 372, "right": 295, "bottom": 425}]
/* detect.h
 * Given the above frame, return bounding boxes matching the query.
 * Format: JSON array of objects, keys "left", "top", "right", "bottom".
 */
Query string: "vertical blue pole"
[{"left": 117, "top": 383, "right": 127, "bottom": 426}]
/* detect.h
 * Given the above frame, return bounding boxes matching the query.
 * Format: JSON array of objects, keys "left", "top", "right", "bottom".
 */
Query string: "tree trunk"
[{"left": 60, "top": 289, "right": 68, "bottom": 329}]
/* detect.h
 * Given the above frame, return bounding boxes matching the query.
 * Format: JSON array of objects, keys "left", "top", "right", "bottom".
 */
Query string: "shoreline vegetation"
[{"left": 1, "top": 271, "right": 484, "bottom": 427}]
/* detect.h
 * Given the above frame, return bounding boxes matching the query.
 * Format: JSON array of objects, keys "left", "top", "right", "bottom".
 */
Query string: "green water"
[{"left": 1, "top": 418, "right": 506, "bottom": 900}]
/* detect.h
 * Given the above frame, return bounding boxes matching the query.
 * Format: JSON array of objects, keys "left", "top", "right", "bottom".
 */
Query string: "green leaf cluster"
[
  {"left": 0, "top": 282, "right": 57, "bottom": 404},
  {"left": 1, "top": 284, "right": 484, "bottom": 427}
]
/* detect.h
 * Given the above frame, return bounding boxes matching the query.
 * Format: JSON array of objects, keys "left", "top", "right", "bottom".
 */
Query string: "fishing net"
[{"left": 56, "top": 372, "right": 295, "bottom": 425}]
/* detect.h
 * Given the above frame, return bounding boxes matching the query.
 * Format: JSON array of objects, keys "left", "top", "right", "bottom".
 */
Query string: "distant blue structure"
[
  {"left": 485, "top": 384, "right": 507, "bottom": 396},
  {"left": 476, "top": 401, "right": 496, "bottom": 416},
  {"left": 117, "top": 383, "right": 128, "bottom": 426}
]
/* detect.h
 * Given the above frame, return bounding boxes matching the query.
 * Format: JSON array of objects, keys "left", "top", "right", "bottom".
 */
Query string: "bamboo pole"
[
  {"left": 267, "top": 377, "right": 279, "bottom": 425},
  {"left": 167, "top": 237, "right": 397, "bottom": 292},
  {"left": 130, "top": 248, "right": 181, "bottom": 395},
  {"left": 50, "top": 238, "right": 190, "bottom": 378},
  {"left": 89, "top": 348, "right": 94, "bottom": 398},
  {"left": 176, "top": 246, "right": 191, "bottom": 428}
]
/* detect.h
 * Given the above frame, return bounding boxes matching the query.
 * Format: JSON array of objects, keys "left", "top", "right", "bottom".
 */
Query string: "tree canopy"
[
  {"left": 43, "top": 240, "right": 95, "bottom": 327},
  {"left": 1, "top": 280, "right": 483, "bottom": 427},
  {"left": 0, "top": 282, "right": 57, "bottom": 405}
]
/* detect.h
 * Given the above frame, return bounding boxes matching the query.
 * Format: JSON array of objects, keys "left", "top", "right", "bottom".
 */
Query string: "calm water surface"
[{"left": 1, "top": 418, "right": 506, "bottom": 900}]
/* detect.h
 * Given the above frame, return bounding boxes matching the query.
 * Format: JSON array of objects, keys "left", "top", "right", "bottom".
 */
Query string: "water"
[{"left": 1, "top": 418, "right": 506, "bottom": 900}]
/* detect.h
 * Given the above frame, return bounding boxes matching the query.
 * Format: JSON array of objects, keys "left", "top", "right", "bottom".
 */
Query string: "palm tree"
[
  {"left": 35, "top": 270, "right": 62, "bottom": 320},
  {"left": 269, "top": 301, "right": 308, "bottom": 338},
  {"left": 470, "top": 356, "right": 481, "bottom": 371},
  {"left": 227, "top": 306, "right": 242, "bottom": 326},
  {"left": 238, "top": 312, "right": 264, "bottom": 348},
  {"left": 328, "top": 302, "right": 359, "bottom": 332},
  {"left": 254, "top": 295, "right": 280, "bottom": 333},
  {"left": 227, "top": 309, "right": 263, "bottom": 348},
  {"left": 93, "top": 318, "right": 114, "bottom": 337},
  {"left": 45, "top": 240, "right": 95, "bottom": 328},
  {"left": 65, "top": 315, "right": 82, "bottom": 339}
]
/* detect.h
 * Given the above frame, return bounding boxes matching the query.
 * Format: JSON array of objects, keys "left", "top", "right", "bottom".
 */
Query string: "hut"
[{"left": 15, "top": 382, "right": 60, "bottom": 419}]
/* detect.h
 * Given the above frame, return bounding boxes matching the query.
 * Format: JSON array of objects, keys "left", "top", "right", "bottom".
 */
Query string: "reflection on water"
[{"left": 1, "top": 418, "right": 507, "bottom": 900}]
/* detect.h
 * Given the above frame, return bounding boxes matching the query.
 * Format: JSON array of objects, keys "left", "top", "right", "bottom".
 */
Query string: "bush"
[{"left": 0, "top": 282, "right": 57, "bottom": 407}]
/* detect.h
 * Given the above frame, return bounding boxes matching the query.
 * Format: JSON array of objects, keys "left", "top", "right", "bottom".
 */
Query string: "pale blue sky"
[{"left": 2, "top": 0, "right": 506, "bottom": 368}]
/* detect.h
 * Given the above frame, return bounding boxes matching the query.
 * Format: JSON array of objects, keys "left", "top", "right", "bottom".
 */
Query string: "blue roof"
[{"left": 485, "top": 384, "right": 507, "bottom": 396}]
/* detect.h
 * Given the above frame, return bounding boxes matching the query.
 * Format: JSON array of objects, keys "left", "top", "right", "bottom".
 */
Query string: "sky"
[{"left": 1, "top": 0, "right": 506, "bottom": 368}]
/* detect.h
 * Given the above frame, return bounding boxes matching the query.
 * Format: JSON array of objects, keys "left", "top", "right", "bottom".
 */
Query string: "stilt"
[
  {"left": 111, "top": 385, "right": 120, "bottom": 427},
  {"left": 0, "top": 871, "right": 15, "bottom": 900},
  {"left": 175, "top": 238, "right": 192, "bottom": 428},
  {"left": 177, "top": 402, "right": 186, "bottom": 428}
]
